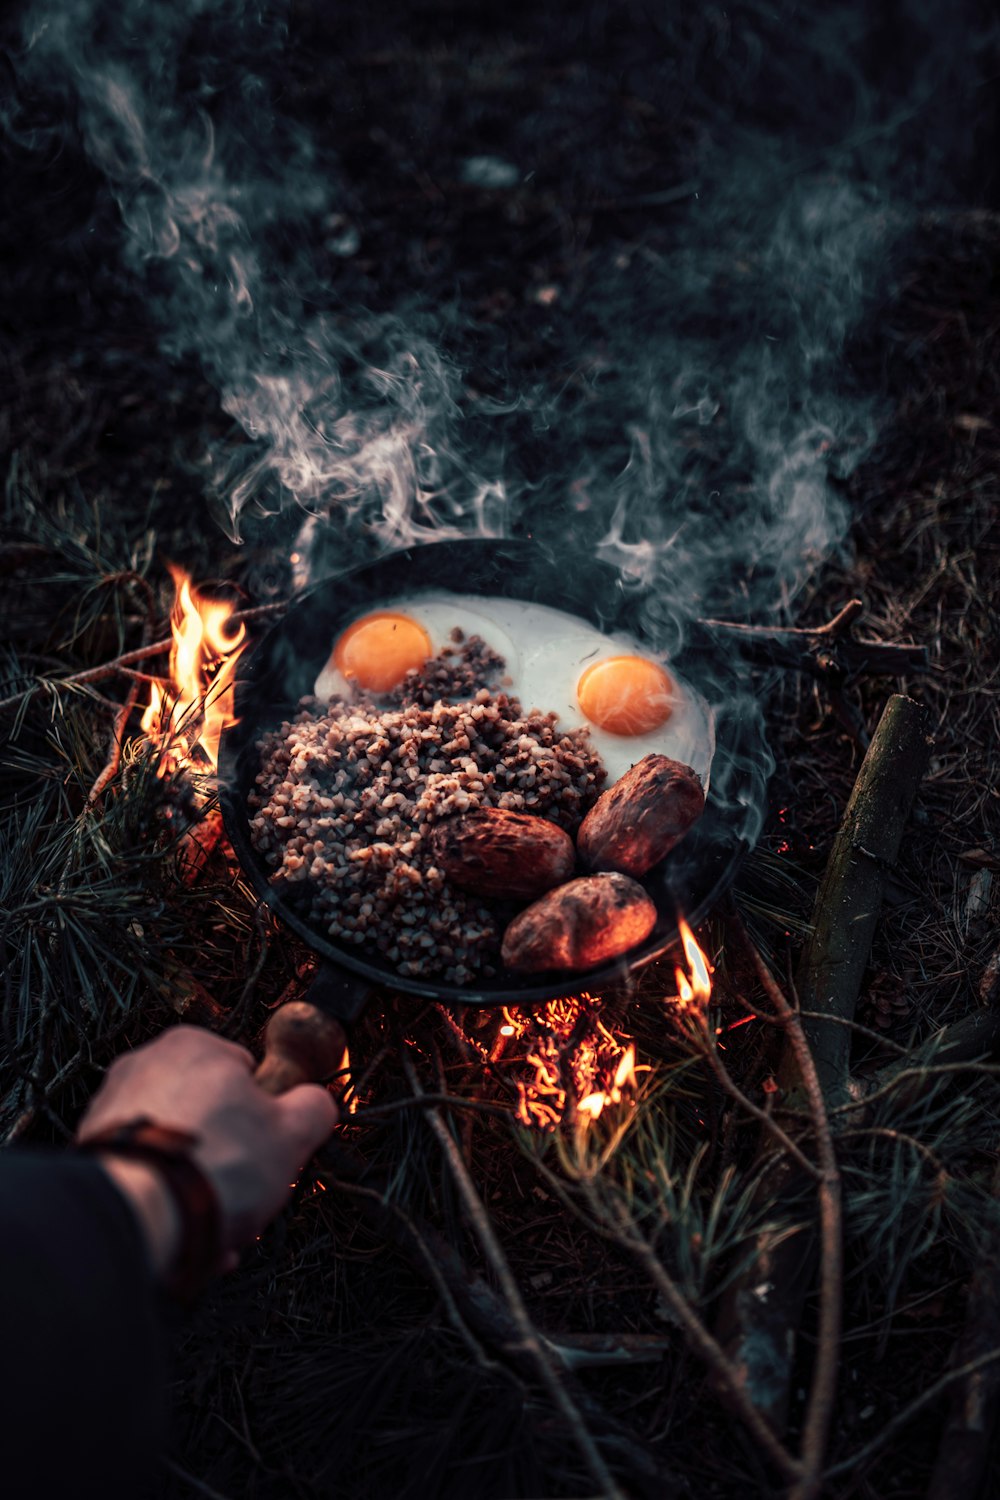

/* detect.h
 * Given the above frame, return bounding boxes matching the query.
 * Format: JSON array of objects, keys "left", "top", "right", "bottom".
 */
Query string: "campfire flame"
[
  {"left": 500, "top": 922, "right": 711, "bottom": 1130},
  {"left": 141, "top": 565, "right": 246, "bottom": 771},
  {"left": 674, "top": 918, "right": 712, "bottom": 1007},
  {"left": 577, "top": 1044, "right": 637, "bottom": 1121},
  {"left": 499, "top": 996, "right": 638, "bottom": 1130}
]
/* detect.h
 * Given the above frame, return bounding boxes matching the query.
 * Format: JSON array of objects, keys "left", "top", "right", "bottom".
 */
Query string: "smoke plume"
[
  {"left": 7, "top": 0, "right": 999, "bottom": 840},
  {"left": 10, "top": 0, "right": 997, "bottom": 607}
]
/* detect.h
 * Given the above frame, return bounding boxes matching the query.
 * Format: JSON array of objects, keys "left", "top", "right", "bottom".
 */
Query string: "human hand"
[{"left": 77, "top": 1026, "right": 338, "bottom": 1274}]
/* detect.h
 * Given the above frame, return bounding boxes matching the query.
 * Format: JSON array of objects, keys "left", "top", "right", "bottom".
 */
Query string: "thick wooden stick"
[
  {"left": 716, "top": 695, "right": 933, "bottom": 1437},
  {"left": 783, "top": 693, "right": 933, "bottom": 1108},
  {"left": 849, "top": 1010, "right": 1000, "bottom": 1111}
]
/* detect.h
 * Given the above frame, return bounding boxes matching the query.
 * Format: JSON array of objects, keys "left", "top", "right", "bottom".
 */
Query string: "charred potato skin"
[
  {"left": 577, "top": 754, "right": 705, "bottom": 877},
  {"left": 501, "top": 872, "right": 657, "bottom": 973},
  {"left": 428, "top": 807, "right": 576, "bottom": 900}
]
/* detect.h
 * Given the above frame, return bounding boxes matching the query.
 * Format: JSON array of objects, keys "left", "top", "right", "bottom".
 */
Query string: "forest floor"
[{"left": 2, "top": 4, "right": 1000, "bottom": 1497}]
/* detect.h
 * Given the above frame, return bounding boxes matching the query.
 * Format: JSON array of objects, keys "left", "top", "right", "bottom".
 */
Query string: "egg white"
[
  {"left": 314, "top": 598, "right": 518, "bottom": 703},
  {"left": 314, "top": 590, "right": 714, "bottom": 789}
]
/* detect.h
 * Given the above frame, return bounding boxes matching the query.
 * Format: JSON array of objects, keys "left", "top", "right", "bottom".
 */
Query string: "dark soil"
[{"left": 2, "top": 4, "right": 999, "bottom": 1498}]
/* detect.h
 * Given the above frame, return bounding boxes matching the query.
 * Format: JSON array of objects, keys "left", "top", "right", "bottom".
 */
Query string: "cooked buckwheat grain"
[{"left": 248, "top": 636, "right": 606, "bottom": 983}]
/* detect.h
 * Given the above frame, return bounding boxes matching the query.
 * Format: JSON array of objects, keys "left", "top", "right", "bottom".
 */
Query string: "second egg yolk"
[
  {"left": 577, "top": 655, "right": 675, "bottom": 736},
  {"left": 333, "top": 612, "right": 431, "bottom": 693}
]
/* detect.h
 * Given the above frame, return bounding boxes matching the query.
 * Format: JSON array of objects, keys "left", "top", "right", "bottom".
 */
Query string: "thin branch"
[
  {"left": 80, "top": 571, "right": 156, "bottom": 811},
  {"left": 838, "top": 1125, "right": 947, "bottom": 1175},
  {"left": 821, "top": 1348, "right": 1000, "bottom": 1481},
  {"left": 351, "top": 1093, "right": 520, "bottom": 1122},
  {"left": 527, "top": 1151, "right": 803, "bottom": 1483},
  {"left": 831, "top": 1060, "right": 1000, "bottom": 1118},
  {"left": 330, "top": 1176, "right": 496, "bottom": 1370},
  {"left": 739, "top": 921, "right": 843, "bottom": 1500},
  {"left": 601, "top": 1193, "right": 803, "bottom": 1483},
  {"left": 82, "top": 678, "right": 142, "bottom": 810},
  {"left": 314, "top": 1133, "right": 667, "bottom": 1493},
  {"left": 797, "top": 1010, "right": 913, "bottom": 1057},
  {"left": 402, "top": 1052, "right": 627, "bottom": 1500},
  {"left": 696, "top": 598, "right": 928, "bottom": 682},
  {"left": 0, "top": 599, "right": 288, "bottom": 715},
  {"left": 699, "top": 598, "right": 866, "bottom": 639},
  {"left": 692, "top": 1020, "right": 820, "bottom": 1179},
  {"left": 112, "top": 667, "right": 170, "bottom": 685}
]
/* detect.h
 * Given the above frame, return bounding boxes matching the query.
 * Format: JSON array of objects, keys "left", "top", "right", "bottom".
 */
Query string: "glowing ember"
[
  {"left": 673, "top": 918, "right": 712, "bottom": 1007},
  {"left": 141, "top": 565, "right": 246, "bottom": 771},
  {"left": 498, "top": 997, "right": 638, "bottom": 1129}
]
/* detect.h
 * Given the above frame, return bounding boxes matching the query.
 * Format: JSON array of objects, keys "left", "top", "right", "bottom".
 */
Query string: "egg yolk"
[
  {"left": 577, "top": 655, "right": 675, "bottom": 736},
  {"left": 333, "top": 611, "right": 432, "bottom": 692}
]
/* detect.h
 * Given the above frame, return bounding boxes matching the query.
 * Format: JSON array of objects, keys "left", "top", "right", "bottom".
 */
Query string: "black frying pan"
[{"left": 220, "top": 538, "right": 756, "bottom": 1068}]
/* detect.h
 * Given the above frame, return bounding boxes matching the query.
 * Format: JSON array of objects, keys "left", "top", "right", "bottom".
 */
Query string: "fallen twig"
[
  {"left": 697, "top": 598, "right": 929, "bottom": 683},
  {"left": 821, "top": 1348, "right": 1000, "bottom": 1482},
  {"left": 693, "top": 1022, "right": 820, "bottom": 1179},
  {"left": 526, "top": 1149, "right": 803, "bottom": 1484},
  {"left": 401, "top": 1051, "right": 628, "bottom": 1500},
  {"left": 0, "top": 598, "right": 288, "bottom": 716},
  {"left": 848, "top": 1009, "right": 1000, "bottom": 1111},
  {"left": 315, "top": 1133, "right": 668, "bottom": 1495},
  {"left": 83, "top": 573, "right": 156, "bottom": 811},
  {"left": 740, "top": 923, "right": 843, "bottom": 1500},
  {"left": 716, "top": 696, "right": 932, "bottom": 1447},
  {"left": 600, "top": 1193, "right": 804, "bottom": 1485}
]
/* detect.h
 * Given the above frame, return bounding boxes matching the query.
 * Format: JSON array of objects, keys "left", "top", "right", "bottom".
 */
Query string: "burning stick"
[
  {"left": 127, "top": 566, "right": 250, "bottom": 882},
  {"left": 0, "top": 599, "right": 284, "bottom": 719},
  {"left": 140, "top": 565, "right": 247, "bottom": 773}
]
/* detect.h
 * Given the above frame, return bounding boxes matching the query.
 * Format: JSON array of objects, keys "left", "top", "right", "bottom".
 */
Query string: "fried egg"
[
  {"left": 315, "top": 591, "right": 714, "bottom": 786},
  {"left": 314, "top": 599, "right": 517, "bottom": 701}
]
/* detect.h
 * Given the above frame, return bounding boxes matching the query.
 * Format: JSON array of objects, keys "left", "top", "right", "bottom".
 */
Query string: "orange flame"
[
  {"left": 576, "top": 1044, "right": 637, "bottom": 1121},
  {"left": 141, "top": 565, "right": 246, "bottom": 770},
  {"left": 497, "top": 997, "right": 638, "bottom": 1129},
  {"left": 673, "top": 918, "right": 712, "bottom": 1007}
]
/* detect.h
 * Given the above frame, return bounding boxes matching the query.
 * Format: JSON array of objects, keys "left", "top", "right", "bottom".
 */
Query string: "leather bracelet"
[{"left": 76, "top": 1117, "right": 223, "bottom": 1305}]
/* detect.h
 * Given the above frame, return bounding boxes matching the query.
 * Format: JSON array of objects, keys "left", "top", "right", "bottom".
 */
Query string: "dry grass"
[{"left": 2, "top": 8, "right": 1000, "bottom": 1495}]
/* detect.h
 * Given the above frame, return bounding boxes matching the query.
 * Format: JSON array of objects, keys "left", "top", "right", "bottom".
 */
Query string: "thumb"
[{"left": 275, "top": 1082, "right": 339, "bottom": 1155}]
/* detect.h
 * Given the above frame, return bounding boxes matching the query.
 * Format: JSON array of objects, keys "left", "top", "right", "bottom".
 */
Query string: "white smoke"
[
  {"left": 18, "top": 0, "right": 493, "bottom": 546},
  {"left": 10, "top": 0, "right": 993, "bottom": 622}
]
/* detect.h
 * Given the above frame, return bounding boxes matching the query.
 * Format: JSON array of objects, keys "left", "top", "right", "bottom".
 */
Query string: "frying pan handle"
[
  {"left": 255, "top": 1001, "right": 349, "bottom": 1095},
  {"left": 255, "top": 962, "right": 369, "bottom": 1096}
]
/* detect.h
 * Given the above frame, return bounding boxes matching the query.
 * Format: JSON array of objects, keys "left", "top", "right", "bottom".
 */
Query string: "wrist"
[
  {"left": 97, "top": 1154, "right": 182, "bottom": 1277},
  {"left": 75, "top": 1117, "right": 224, "bottom": 1303}
]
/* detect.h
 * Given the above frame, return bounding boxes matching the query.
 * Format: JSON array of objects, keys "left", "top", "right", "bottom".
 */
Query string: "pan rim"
[{"left": 219, "top": 537, "right": 753, "bottom": 1006}]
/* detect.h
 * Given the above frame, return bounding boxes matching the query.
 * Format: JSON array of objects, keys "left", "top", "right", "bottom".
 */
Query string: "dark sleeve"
[{"left": 0, "top": 1149, "right": 167, "bottom": 1499}]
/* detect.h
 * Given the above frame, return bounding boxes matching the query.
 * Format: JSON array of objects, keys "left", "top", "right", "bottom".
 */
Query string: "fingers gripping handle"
[{"left": 255, "top": 1002, "right": 348, "bottom": 1096}]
